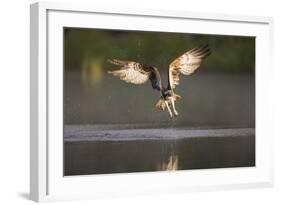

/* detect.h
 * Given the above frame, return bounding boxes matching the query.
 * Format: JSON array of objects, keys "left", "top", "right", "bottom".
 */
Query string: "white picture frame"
[{"left": 30, "top": 2, "right": 274, "bottom": 202}]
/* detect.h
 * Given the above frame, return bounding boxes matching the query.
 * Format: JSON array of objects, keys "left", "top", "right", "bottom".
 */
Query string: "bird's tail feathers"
[
  {"left": 155, "top": 94, "right": 181, "bottom": 111},
  {"left": 155, "top": 99, "right": 166, "bottom": 111}
]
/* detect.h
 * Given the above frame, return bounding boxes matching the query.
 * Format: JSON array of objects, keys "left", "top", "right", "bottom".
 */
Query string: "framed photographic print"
[{"left": 30, "top": 2, "right": 274, "bottom": 202}]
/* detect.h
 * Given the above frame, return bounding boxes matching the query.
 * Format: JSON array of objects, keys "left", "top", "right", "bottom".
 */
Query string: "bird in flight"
[{"left": 108, "top": 45, "right": 211, "bottom": 118}]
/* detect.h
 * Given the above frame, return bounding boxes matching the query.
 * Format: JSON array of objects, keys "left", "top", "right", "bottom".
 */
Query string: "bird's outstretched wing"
[
  {"left": 168, "top": 45, "right": 211, "bottom": 90},
  {"left": 108, "top": 59, "right": 162, "bottom": 91}
]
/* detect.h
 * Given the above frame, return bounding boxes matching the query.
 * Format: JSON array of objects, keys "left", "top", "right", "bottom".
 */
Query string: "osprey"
[{"left": 108, "top": 45, "right": 211, "bottom": 118}]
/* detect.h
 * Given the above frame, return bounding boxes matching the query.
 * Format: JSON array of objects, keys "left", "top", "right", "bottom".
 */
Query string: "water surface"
[{"left": 64, "top": 126, "right": 255, "bottom": 176}]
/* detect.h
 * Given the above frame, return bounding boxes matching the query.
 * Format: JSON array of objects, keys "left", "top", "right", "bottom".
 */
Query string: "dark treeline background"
[{"left": 64, "top": 28, "right": 255, "bottom": 73}]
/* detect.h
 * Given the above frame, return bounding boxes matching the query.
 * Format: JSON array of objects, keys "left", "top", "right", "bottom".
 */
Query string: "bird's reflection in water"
[
  {"left": 158, "top": 140, "right": 179, "bottom": 171},
  {"left": 158, "top": 154, "right": 178, "bottom": 171}
]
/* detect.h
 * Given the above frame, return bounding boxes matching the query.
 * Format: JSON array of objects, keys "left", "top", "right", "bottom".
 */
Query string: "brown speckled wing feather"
[
  {"left": 168, "top": 45, "right": 211, "bottom": 90},
  {"left": 108, "top": 59, "right": 162, "bottom": 91}
]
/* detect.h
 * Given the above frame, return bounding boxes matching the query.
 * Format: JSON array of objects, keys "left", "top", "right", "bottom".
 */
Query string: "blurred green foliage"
[{"left": 64, "top": 28, "right": 255, "bottom": 74}]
